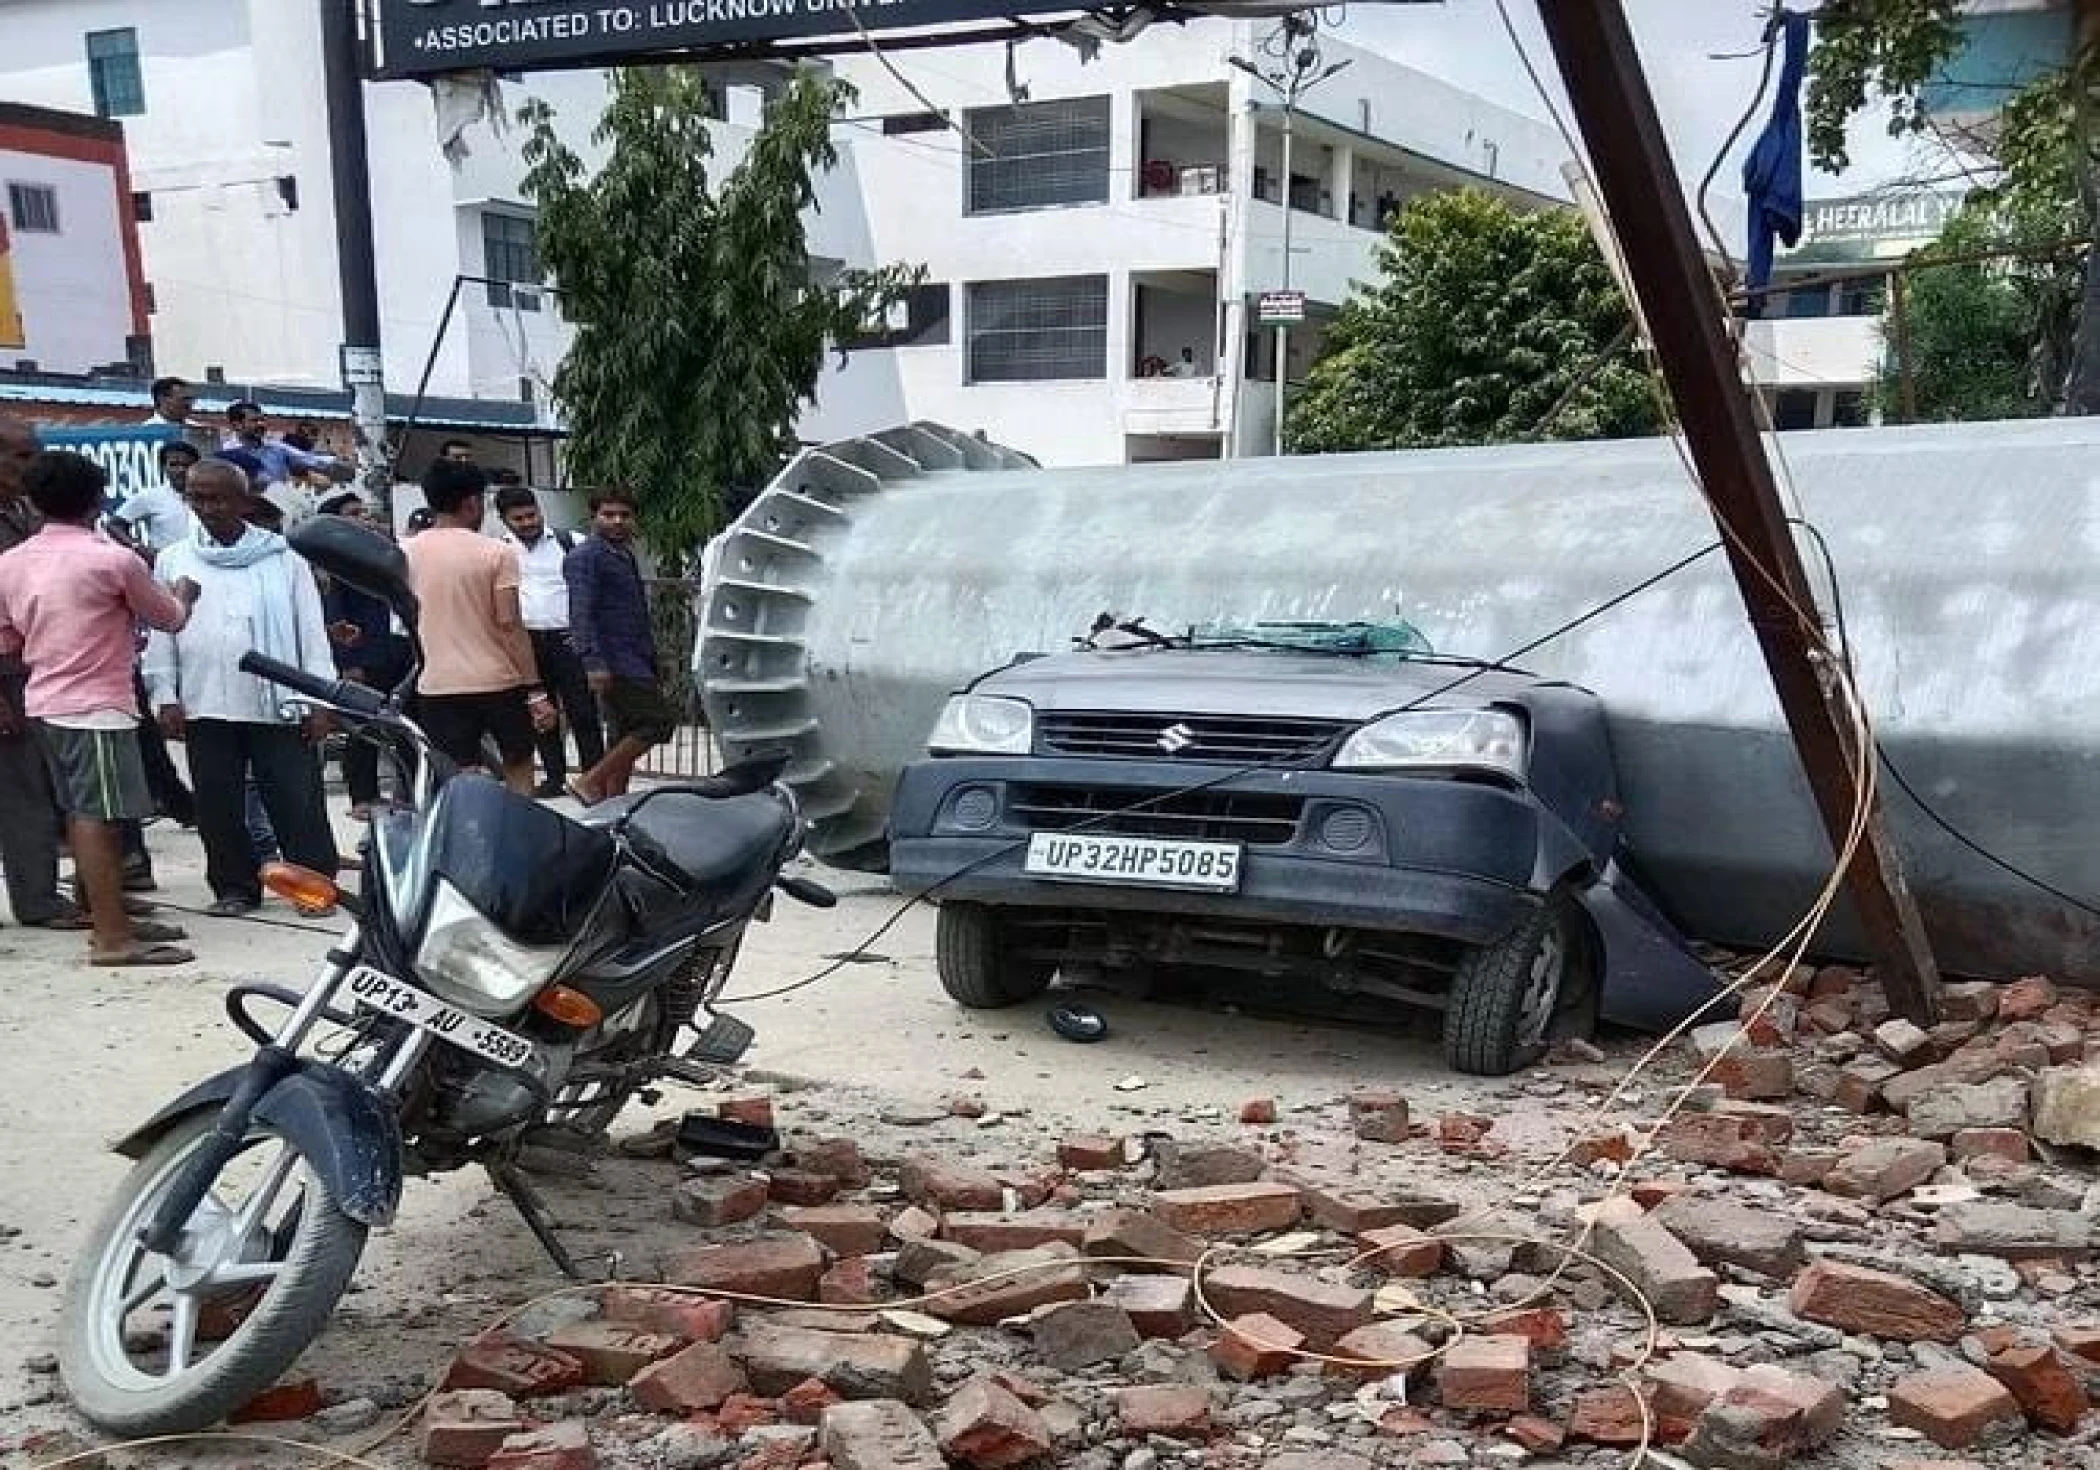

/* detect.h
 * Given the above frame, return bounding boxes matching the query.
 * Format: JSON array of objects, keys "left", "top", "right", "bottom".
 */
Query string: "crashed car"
[{"left": 887, "top": 621, "right": 1715, "bottom": 1076}]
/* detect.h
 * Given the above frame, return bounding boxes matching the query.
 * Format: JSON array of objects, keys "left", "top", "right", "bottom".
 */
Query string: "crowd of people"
[{"left": 0, "top": 387, "right": 680, "bottom": 969}]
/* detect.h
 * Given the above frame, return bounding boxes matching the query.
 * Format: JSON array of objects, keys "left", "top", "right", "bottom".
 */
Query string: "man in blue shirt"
[
  {"left": 223, "top": 400, "right": 351, "bottom": 505},
  {"left": 563, "top": 489, "right": 676, "bottom": 804}
]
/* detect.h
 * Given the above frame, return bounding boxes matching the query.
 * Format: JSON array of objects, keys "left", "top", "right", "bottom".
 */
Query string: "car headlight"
[
  {"left": 1332, "top": 709, "right": 1528, "bottom": 778},
  {"left": 414, "top": 877, "right": 573, "bottom": 1015},
  {"left": 926, "top": 694, "right": 1035, "bottom": 755}
]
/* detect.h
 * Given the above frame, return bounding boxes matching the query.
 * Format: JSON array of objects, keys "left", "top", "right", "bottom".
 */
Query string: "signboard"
[
  {"left": 1257, "top": 289, "right": 1306, "bottom": 326},
  {"left": 370, "top": 0, "right": 1093, "bottom": 78},
  {"left": 40, "top": 425, "right": 177, "bottom": 508},
  {"left": 0, "top": 216, "right": 24, "bottom": 352},
  {"left": 1787, "top": 192, "right": 1967, "bottom": 263}
]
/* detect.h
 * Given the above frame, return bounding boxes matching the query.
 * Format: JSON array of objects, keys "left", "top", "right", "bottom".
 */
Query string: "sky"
[{"left": 1330, "top": 0, "right": 1971, "bottom": 204}]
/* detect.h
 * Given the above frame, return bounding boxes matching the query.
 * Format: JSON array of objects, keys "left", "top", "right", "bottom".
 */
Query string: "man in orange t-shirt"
[{"left": 402, "top": 460, "right": 554, "bottom": 794}]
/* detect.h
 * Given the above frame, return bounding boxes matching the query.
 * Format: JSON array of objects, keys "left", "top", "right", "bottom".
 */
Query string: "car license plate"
[
  {"left": 343, "top": 965, "right": 536, "bottom": 1071},
  {"left": 1023, "top": 833, "right": 1244, "bottom": 892}
]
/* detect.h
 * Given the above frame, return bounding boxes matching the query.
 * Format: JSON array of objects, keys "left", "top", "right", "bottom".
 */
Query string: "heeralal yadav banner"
[{"left": 369, "top": 0, "right": 1073, "bottom": 77}]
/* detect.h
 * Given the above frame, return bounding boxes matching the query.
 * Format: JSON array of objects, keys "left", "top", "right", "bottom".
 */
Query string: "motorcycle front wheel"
[{"left": 59, "top": 1110, "right": 367, "bottom": 1436}]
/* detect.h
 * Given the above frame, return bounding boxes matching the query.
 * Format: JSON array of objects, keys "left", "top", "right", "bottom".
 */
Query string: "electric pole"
[
  {"left": 320, "top": 0, "right": 392, "bottom": 520},
  {"left": 1535, "top": 0, "right": 1943, "bottom": 1024}
]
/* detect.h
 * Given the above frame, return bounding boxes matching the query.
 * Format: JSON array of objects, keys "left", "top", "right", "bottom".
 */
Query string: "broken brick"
[
  {"left": 1354, "top": 1223, "right": 1444, "bottom": 1278},
  {"left": 781, "top": 1204, "right": 889, "bottom": 1259},
  {"left": 2054, "top": 1325, "right": 2100, "bottom": 1363},
  {"left": 443, "top": 1334, "right": 585, "bottom": 1399},
  {"left": 666, "top": 1234, "right": 827, "bottom": 1302},
  {"left": 820, "top": 1399, "right": 945, "bottom": 1470},
  {"left": 794, "top": 1137, "right": 873, "bottom": 1189},
  {"left": 629, "top": 1340, "right": 748, "bottom": 1413},
  {"left": 780, "top": 1377, "right": 843, "bottom": 1426},
  {"left": 922, "top": 1244, "right": 1090, "bottom": 1326},
  {"left": 1029, "top": 1299, "right": 1139, "bottom": 1370},
  {"left": 672, "top": 1174, "right": 768, "bottom": 1228},
  {"left": 765, "top": 1169, "right": 841, "bottom": 1207},
  {"left": 1787, "top": 1260, "right": 1965, "bottom": 1342},
  {"left": 1651, "top": 1193, "right": 1805, "bottom": 1278},
  {"left": 1115, "top": 1384, "right": 1213, "bottom": 1438},
  {"left": 1875, "top": 1017, "right": 1935, "bottom": 1066},
  {"left": 1645, "top": 1353, "right": 1744, "bottom": 1442},
  {"left": 1779, "top": 1150, "right": 1839, "bottom": 1187},
  {"left": 1437, "top": 1112, "right": 1494, "bottom": 1149},
  {"left": 1348, "top": 1088, "right": 1411, "bottom": 1144},
  {"left": 1294, "top": 1177, "right": 1459, "bottom": 1233},
  {"left": 1056, "top": 1134, "right": 1124, "bottom": 1171},
  {"left": 899, "top": 1156, "right": 1006, "bottom": 1212},
  {"left": 1329, "top": 1322, "right": 1434, "bottom": 1381},
  {"left": 1684, "top": 1364, "right": 1843, "bottom": 1467},
  {"left": 1707, "top": 1048, "right": 1793, "bottom": 1100},
  {"left": 1152, "top": 1139, "right": 1266, "bottom": 1190},
  {"left": 1987, "top": 1341, "right": 2090, "bottom": 1433},
  {"left": 935, "top": 1377, "right": 1054, "bottom": 1469},
  {"left": 1238, "top": 1097, "right": 1278, "bottom": 1125},
  {"left": 1834, "top": 1056, "right": 1902, "bottom": 1113},
  {"left": 1888, "top": 1364, "right": 2025, "bottom": 1449},
  {"left": 1102, "top": 1273, "right": 1195, "bottom": 1338},
  {"left": 1504, "top": 1416, "right": 1566, "bottom": 1454},
  {"left": 541, "top": 1321, "right": 679, "bottom": 1386},
  {"left": 1819, "top": 1137, "right": 1946, "bottom": 1203},
  {"left": 1657, "top": 1113, "right": 1780, "bottom": 1175},
  {"left": 1804, "top": 997, "right": 1856, "bottom": 1035},
  {"left": 1568, "top": 1386, "right": 1648, "bottom": 1445},
  {"left": 1589, "top": 1196, "right": 1719, "bottom": 1325},
  {"left": 1999, "top": 975, "right": 2060, "bottom": 1022},
  {"left": 419, "top": 1389, "right": 526, "bottom": 1468},
  {"left": 940, "top": 1211, "right": 1089, "bottom": 1253},
  {"left": 716, "top": 1096, "right": 775, "bottom": 1129},
  {"left": 487, "top": 1421, "right": 593, "bottom": 1470},
  {"left": 1201, "top": 1264, "right": 1373, "bottom": 1348},
  {"left": 227, "top": 1380, "right": 322, "bottom": 1423},
  {"left": 1906, "top": 1078, "right": 2030, "bottom": 1139},
  {"left": 889, "top": 1205, "right": 940, "bottom": 1243},
  {"left": 1150, "top": 1181, "right": 1301, "bottom": 1236},
  {"left": 1939, "top": 980, "right": 2000, "bottom": 1022},
  {"left": 599, "top": 1287, "right": 734, "bottom": 1344},
  {"left": 1436, "top": 1334, "right": 1530, "bottom": 1414},
  {"left": 818, "top": 1256, "right": 880, "bottom": 1306},
  {"left": 1932, "top": 1201, "right": 2093, "bottom": 1259},
  {"left": 1478, "top": 1307, "right": 1567, "bottom": 1362},
  {"left": 735, "top": 1322, "right": 932, "bottom": 1404},
  {"left": 1952, "top": 1127, "right": 2030, "bottom": 1164},
  {"left": 716, "top": 1394, "right": 780, "bottom": 1435},
  {"left": 1083, "top": 1207, "right": 1201, "bottom": 1273},
  {"left": 1210, "top": 1312, "right": 1305, "bottom": 1379}
]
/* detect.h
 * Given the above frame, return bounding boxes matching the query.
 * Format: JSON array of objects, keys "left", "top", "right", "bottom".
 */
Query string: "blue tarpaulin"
[{"left": 1742, "top": 11, "right": 1810, "bottom": 314}]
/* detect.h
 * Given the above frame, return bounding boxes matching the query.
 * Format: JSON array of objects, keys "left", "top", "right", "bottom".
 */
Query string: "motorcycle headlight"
[
  {"left": 1332, "top": 709, "right": 1528, "bottom": 778},
  {"left": 926, "top": 694, "right": 1035, "bottom": 756},
  {"left": 414, "top": 878, "right": 572, "bottom": 1016}
]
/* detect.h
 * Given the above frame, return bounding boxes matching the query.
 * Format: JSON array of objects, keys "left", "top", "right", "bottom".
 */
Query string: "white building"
[
  {"left": 0, "top": 4, "right": 1569, "bottom": 465},
  {"left": 0, "top": 97, "right": 147, "bottom": 375}
]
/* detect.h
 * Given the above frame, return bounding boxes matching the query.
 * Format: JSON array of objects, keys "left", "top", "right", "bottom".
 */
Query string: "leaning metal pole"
[{"left": 1534, "top": 0, "right": 1943, "bottom": 1023}]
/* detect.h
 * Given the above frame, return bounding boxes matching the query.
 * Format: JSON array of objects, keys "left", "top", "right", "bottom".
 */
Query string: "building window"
[
  {"left": 964, "top": 97, "right": 1111, "bottom": 215},
  {"left": 883, "top": 111, "right": 948, "bottom": 136},
  {"left": 86, "top": 28, "right": 145, "bottom": 118},
  {"left": 1772, "top": 389, "right": 1820, "bottom": 430},
  {"left": 966, "top": 276, "right": 1108, "bottom": 382},
  {"left": 847, "top": 282, "right": 952, "bottom": 349},
  {"left": 1835, "top": 277, "right": 1886, "bottom": 316},
  {"left": 1782, "top": 283, "right": 1832, "bottom": 319},
  {"left": 7, "top": 183, "right": 59, "bottom": 234},
  {"left": 481, "top": 211, "right": 540, "bottom": 310},
  {"left": 131, "top": 190, "right": 152, "bottom": 223},
  {"left": 1831, "top": 389, "right": 1868, "bottom": 427}
]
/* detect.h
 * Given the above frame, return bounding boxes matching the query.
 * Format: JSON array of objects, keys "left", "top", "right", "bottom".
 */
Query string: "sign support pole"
[{"left": 323, "top": 0, "right": 392, "bottom": 522}]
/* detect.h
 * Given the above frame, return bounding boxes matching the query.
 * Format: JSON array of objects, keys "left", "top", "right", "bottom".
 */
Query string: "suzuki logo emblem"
[{"left": 1157, "top": 723, "right": 1196, "bottom": 754}]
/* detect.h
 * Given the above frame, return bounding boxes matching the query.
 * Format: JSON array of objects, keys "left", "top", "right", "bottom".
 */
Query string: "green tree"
[
  {"left": 520, "top": 68, "right": 917, "bottom": 556},
  {"left": 1806, "top": 0, "right": 2100, "bottom": 412},
  {"left": 1286, "top": 189, "right": 1660, "bottom": 454}
]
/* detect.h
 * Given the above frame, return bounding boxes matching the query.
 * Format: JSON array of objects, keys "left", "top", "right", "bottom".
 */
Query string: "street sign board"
[
  {"left": 1257, "top": 289, "right": 1306, "bottom": 326},
  {"left": 41, "top": 425, "right": 177, "bottom": 508},
  {"left": 369, "top": 0, "right": 1107, "bottom": 78}
]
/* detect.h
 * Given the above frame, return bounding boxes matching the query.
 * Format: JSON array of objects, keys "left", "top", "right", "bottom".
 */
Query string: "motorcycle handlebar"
[{"left": 238, "top": 650, "right": 388, "bottom": 718}]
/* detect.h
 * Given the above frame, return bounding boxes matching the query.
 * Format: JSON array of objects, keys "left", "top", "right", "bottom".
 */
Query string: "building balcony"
[
  {"left": 1123, "top": 373, "right": 1223, "bottom": 437},
  {"left": 1740, "top": 314, "right": 1880, "bottom": 389}
]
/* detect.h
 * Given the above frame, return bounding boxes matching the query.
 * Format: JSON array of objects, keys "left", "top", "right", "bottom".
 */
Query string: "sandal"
[
  {"left": 28, "top": 912, "right": 93, "bottom": 932},
  {"left": 130, "top": 919, "right": 190, "bottom": 944},
  {"left": 91, "top": 943, "right": 194, "bottom": 967},
  {"left": 565, "top": 779, "right": 602, "bottom": 807}
]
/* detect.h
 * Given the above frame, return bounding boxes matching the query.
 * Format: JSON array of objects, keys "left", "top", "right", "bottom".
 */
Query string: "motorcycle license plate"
[
  {"left": 343, "top": 966, "right": 536, "bottom": 1072},
  {"left": 1023, "top": 833, "right": 1243, "bottom": 892}
]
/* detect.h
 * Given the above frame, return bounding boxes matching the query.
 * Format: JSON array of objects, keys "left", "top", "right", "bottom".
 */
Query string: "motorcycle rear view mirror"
[{"left": 290, "top": 514, "right": 420, "bottom": 631}]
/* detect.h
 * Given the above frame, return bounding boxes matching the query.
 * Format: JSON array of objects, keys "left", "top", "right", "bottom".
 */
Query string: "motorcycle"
[{"left": 58, "top": 514, "right": 831, "bottom": 1435}]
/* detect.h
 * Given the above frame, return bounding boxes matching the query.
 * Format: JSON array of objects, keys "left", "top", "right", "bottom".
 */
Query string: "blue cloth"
[
  {"left": 1742, "top": 11, "right": 1810, "bottom": 314},
  {"left": 221, "top": 436, "right": 344, "bottom": 488},
  {"left": 321, "top": 578, "right": 411, "bottom": 684},
  {"left": 563, "top": 536, "right": 658, "bottom": 682}
]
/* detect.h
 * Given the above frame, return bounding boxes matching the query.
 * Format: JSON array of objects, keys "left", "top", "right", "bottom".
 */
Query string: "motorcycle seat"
[{"left": 584, "top": 791, "right": 794, "bottom": 891}]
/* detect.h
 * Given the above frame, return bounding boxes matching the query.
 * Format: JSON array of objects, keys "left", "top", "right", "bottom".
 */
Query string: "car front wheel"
[
  {"left": 936, "top": 903, "right": 1055, "bottom": 1009},
  {"left": 1442, "top": 893, "right": 1593, "bottom": 1076}
]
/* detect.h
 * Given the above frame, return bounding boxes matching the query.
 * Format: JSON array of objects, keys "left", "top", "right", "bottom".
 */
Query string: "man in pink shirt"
[{"left": 0, "top": 450, "right": 199, "bottom": 965}]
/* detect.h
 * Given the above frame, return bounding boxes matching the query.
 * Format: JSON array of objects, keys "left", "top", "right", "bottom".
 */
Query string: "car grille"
[
  {"left": 1036, "top": 711, "right": 1353, "bottom": 765},
  {"left": 1010, "top": 784, "right": 1307, "bottom": 845}
]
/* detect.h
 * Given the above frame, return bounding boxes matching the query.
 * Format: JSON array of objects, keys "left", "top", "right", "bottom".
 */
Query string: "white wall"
[
  {"left": 1742, "top": 315, "right": 1880, "bottom": 389},
  {"left": 0, "top": 146, "right": 134, "bottom": 372}
]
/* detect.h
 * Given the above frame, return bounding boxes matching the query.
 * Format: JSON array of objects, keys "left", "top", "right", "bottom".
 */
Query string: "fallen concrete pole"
[{"left": 696, "top": 419, "right": 2100, "bottom": 983}]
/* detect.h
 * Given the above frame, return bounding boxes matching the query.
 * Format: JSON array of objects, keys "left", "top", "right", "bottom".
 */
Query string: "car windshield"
[{"left": 1187, "top": 619, "right": 1435, "bottom": 661}]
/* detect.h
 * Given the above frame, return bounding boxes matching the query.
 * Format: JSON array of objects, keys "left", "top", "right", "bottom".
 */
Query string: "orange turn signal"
[
  {"left": 260, "top": 862, "right": 341, "bottom": 913},
  {"left": 533, "top": 984, "right": 603, "bottom": 1029}
]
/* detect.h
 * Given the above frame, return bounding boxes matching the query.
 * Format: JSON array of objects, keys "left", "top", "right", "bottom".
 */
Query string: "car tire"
[
  {"left": 936, "top": 903, "right": 1054, "bottom": 1009},
  {"left": 1442, "top": 894, "right": 1591, "bottom": 1076}
]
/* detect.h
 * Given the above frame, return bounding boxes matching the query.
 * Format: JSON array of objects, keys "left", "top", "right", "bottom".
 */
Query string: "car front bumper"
[{"left": 888, "top": 756, "right": 1552, "bottom": 947}]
